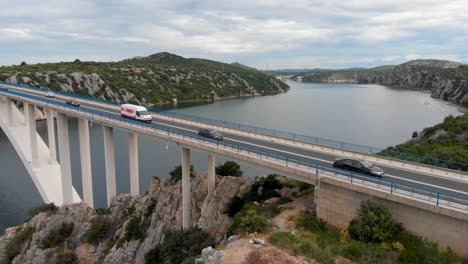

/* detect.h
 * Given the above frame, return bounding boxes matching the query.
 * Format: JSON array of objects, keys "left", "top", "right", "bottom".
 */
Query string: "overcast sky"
[{"left": 0, "top": 0, "right": 467, "bottom": 69}]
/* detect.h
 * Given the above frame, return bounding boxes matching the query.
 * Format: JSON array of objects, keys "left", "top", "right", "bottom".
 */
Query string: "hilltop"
[{"left": 0, "top": 52, "right": 289, "bottom": 105}]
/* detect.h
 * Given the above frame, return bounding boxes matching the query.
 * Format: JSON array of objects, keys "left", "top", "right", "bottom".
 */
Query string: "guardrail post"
[{"left": 436, "top": 192, "right": 440, "bottom": 206}]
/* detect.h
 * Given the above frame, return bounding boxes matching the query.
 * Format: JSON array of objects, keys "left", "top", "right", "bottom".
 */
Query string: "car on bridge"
[
  {"left": 45, "top": 91, "right": 55, "bottom": 98},
  {"left": 333, "top": 158, "right": 384, "bottom": 177},
  {"left": 198, "top": 128, "right": 223, "bottom": 140},
  {"left": 120, "top": 104, "right": 152, "bottom": 123},
  {"left": 66, "top": 99, "right": 80, "bottom": 107}
]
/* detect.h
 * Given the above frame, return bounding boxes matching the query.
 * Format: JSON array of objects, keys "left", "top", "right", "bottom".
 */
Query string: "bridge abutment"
[
  {"left": 128, "top": 132, "right": 139, "bottom": 196},
  {"left": 79, "top": 118, "right": 94, "bottom": 208},
  {"left": 103, "top": 126, "right": 117, "bottom": 206},
  {"left": 182, "top": 147, "right": 191, "bottom": 229},
  {"left": 316, "top": 178, "right": 468, "bottom": 257},
  {"left": 57, "top": 112, "right": 74, "bottom": 204}
]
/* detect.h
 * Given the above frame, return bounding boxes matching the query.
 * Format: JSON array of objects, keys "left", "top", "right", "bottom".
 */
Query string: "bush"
[
  {"left": 41, "top": 222, "right": 74, "bottom": 249},
  {"left": 228, "top": 203, "right": 268, "bottom": 235},
  {"left": 84, "top": 216, "right": 111, "bottom": 245},
  {"left": 2, "top": 226, "right": 35, "bottom": 264},
  {"left": 343, "top": 242, "right": 365, "bottom": 260},
  {"left": 145, "top": 227, "right": 213, "bottom": 264},
  {"left": 296, "top": 212, "right": 327, "bottom": 232},
  {"left": 52, "top": 251, "right": 78, "bottom": 264},
  {"left": 226, "top": 196, "right": 245, "bottom": 217},
  {"left": 169, "top": 165, "right": 195, "bottom": 183},
  {"left": 122, "top": 216, "right": 145, "bottom": 242},
  {"left": 216, "top": 161, "right": 242, "bottom": 177},
  {"left": 348, "top": 199, "right": 402, "bottom": 243},
  {"left": 29, "top": 203, "right": 58, "bottom": 217}
]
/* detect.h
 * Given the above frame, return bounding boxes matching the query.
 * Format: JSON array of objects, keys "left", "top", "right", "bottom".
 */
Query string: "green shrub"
[
  {"left": 145, "top": 227, "right": 213, "bottom": 264},
  {"left": 2, "top": 226, "right": 35, "bottom": 264},
  {"left": 41, "top": 222, "right": 74, "bottom": 249},
  {"left": 52, "top": 251, "right": 78, "bottom": 264},
  {"left": 122, "top": 215, "right": 145, "bottom": 242},
  {"left": 84, "top": 216, "right": 111, "bottom": 245},
  {"left": 29, "top": 203, "right": 57, "bottom": 217},
  {"left": 228, "top": 203, "right": 268, "bottom": 235},
  {"left": 169, "top": 165, "right": 195, "bottom": 183},
  {"left": 296, "top": 212, "right": 327, "bottom": 232},
  {"left": 226, "top": 196, "right": 245, "bottom": 217},
  {"left": 343, "top": 242, "right": 365, "bottom": 260},
  {"left": 348, "top": 199, "right": 402, "bottom": 243},
  {"left": 215, "top": 161, "right": 242, "bottom": 177}
]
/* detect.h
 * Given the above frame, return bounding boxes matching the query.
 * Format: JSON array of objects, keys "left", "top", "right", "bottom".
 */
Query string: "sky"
[{"left": 0, "top": 0, "right": 467, "bottom": 69}]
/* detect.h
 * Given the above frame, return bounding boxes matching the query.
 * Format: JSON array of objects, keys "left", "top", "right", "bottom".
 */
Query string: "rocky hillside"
[
  {"left": 293, "top": 59, "right": 468, "bottom": 108},
  {"left": 0, "top": 53, "right": 289, "bottom": 105}
]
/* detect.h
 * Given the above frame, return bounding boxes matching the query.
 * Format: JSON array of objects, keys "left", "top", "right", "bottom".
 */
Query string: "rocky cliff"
[
  {"left": 0, "top": 175, "right": 251, "bottom": 264},
  {"left": 0, "top": 53, "right": 289, "bottom": 105}
]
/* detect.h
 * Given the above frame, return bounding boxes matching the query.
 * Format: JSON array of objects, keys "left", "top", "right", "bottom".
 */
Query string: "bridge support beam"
[
  {"left": 103, "top": 126, "right": 116, "bottom": 206},
  {"left": 24, "top": 102, "right": 29, "bottom": 125},
  {"left": 57, "top": 113, "right": 73, "bottom": 204},
  {"left": 128, "top": 132, "right": 139, "bottom": 196},
  {"left": 46, "top": 109, "right": 57, "bottom": 164},
  {"left": 208, "top": 154, "right": 216, "bottom": 195},
  {"left": 26, "top": 103, "right": 39, "bottom": 167},
  {"left": 182, "top": 147, "right": 191, "bottom": 229},
  {"left": 79, "top": 119, "right": 94, "bottom": 208},
  {"left": 5, "top": 98, "right": 12, "bottom": 125}
]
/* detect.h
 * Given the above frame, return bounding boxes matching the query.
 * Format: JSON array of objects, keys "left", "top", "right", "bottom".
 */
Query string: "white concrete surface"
[
  {"left": 0, "top": 99, "right": 80, "bottom": 205},
  {"left": 208, "top": 154, "right": 215, "bottom": 195},
  {"left": 103, "top": 126, "right": 117, "bottom": 206},
  {"left": 57, "top": 113, "right": 74, "bottom": 205},
  {"left": 46, "top": 109, "right": 57, "bottom": 164},
  {"left": 79, "top": 118, "right": 94, "bottom": 208},
  {"left": 128, "top": 132, "right": 139, "bottom": 196},
  {"left": 182, "top": 147, "right": 191, "bottom": 229},
  {"left": 26, "top": 103, "right": 39, "bottom": 167}
]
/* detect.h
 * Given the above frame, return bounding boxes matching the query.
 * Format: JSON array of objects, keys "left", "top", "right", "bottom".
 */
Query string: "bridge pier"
[
  {"left": 26, "top": 103, "right": 39, "bottom": 167},
  {"left": 5, "top": 98, "right": 12, "bottom": 125},
  {"left": 79, "top": 119, "right": 94, "bottom": 208},
  {"left": 128, "top": 132, "right": 139, "bottom": 196},
  {"left": 46, "top": 109, "right": 57, "bottom": 164},
  {"left": 208, "top": 154, "right": 216, "bottom": 195},
  {"left": 182, "top": 147, "right": 191, "bottom": 229},
  {"left": 57, "top": 113, "right": 74, "bottom": 204},
  {"left": 103, "top": 126, "right": 117, "bottom": 206}
]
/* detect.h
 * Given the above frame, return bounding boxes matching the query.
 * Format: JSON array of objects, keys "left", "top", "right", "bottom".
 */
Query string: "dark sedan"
[
  {"left": 333, "top": 158, "right": 384, "bottom": 177},
  {"left": 66, "top": 99, "right": 80, "bottom": 107},
  {"left": 198, "top": 128, "right": 223, "bottom": 140}
]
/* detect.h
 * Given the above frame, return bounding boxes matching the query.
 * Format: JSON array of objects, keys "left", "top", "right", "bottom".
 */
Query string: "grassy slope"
[
  {"left": 385, "top": 115, "right": 468, "bottom": 168},
  {"left": 0, "top": 53, "right": 289, "bottom": 103}
]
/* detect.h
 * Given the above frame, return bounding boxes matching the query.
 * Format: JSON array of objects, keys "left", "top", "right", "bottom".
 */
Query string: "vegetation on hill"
[
  {"left": 383, "top": 114, "right": 468, "bottom": 170},
  {"left": 0, "top": 52, "right": 289, "bottom": 105}
]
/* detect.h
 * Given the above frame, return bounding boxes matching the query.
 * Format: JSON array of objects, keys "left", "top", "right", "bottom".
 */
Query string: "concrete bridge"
[{"left": 0, "top": 82, "right": 468, "bottom": 257}]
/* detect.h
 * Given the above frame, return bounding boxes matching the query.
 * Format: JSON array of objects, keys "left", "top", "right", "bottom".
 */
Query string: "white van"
[{"left": 120, "top": 104, "right": 152, "bottom": 123}]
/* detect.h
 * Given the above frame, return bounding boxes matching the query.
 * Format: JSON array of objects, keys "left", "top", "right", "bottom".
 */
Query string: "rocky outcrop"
[{"left": 0, "top": 174, "right": 251, "bottom": 264}]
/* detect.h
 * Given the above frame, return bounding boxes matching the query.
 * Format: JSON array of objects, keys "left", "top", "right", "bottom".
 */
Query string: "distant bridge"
[{"left": 1, "top": 82, "right": 468, "bottom": 257}]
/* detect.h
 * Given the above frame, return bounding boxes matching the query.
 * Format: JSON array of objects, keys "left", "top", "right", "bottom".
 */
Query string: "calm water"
[{"left": 0, "top": 81, "right": 464, "bottom": 232}]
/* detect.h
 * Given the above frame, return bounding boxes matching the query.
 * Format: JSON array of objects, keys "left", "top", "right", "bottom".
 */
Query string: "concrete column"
[
  {"left": 46, "top": 109, "right": 57, "bottom": 164},
  {"left": 128, "top": 132, "right": 139, "bottom": 196},
  {"left": 208, "top": 154, "right": 216, "bottom": 195},
  {"left": 103, "top": 126, "right": 116, "bottom": 206},
  {"left": 57, "top": 113, "right": 73, "bottom": 204},
  {"left": 26, "top": 103, "right": 39, "bottom": 167},
  {"left": 79, "top": 119, "right": 94, "bottom": 208},
  {"left": 24, "top": 102, "right": 29, "bottom": 125},
  {"left": 182, "top": 147, "right": 191, "bottom": 229},
  {"left": 5, "top": 98, "right": 12, "bottom": 125}
]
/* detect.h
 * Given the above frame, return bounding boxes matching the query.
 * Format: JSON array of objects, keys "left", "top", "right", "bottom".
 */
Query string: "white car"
[
  {"left": 45, "top": 91, "right": 55, "bottom": 98},
  {"left": 120, "top": 104, "right": 152, "bottom": 123}
]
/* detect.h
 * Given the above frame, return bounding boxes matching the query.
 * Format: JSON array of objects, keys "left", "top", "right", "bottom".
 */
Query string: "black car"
[
  {"left": 333, "top": 158, "right": 384, "bottom": 177},
  {"left": 198, "top": 128, "right": 223, "bottom": 140},
  {"left": 66, "top": 99, "right": 80, "bottom": 107}
]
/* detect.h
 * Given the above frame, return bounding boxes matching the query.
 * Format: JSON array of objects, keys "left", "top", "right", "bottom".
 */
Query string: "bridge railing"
[
  {"left": 1, "top": 88, "right": 468, "bottom": 213},
  {"left": 2, "top": 81, "right": 467, "bottom": 172}
]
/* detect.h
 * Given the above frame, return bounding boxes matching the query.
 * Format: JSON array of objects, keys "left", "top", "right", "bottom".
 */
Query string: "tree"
[
  {"left": 20, "top": 61, "right": 27, "bottom": 66},
  {"left": 216, "top": 161, "right": 243, "bottom": 177},
  {"left": 348, "top": 199, "right": 402, "bottom": 243},
  {"left": 74, "top": 59, "right": 81, "bottom": 63},
  {"left": 412, "top": 131, "right": 418, "bottom": 139},
  {"left": 169, "top": 165, "right": 195, "bottom": 184}
]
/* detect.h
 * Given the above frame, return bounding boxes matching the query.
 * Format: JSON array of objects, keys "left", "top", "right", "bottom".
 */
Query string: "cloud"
[{"left": 0, "top": 28, "right": 34, "bottom": 40}]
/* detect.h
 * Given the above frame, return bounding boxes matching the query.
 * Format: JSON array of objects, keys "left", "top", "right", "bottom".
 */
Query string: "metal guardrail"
[
  {"left": 1, "top": 81, "right": 467, "bottom": 172},
  {"left": 1, "top": 88, "right": 468, "bottom": 212}
]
